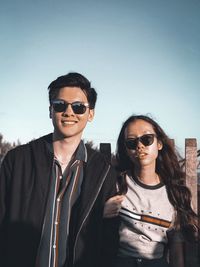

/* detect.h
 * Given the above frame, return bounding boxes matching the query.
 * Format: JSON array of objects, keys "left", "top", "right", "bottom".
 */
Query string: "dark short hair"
[{"left": 48, "top": 72, "right": 97, "bottom": 109}]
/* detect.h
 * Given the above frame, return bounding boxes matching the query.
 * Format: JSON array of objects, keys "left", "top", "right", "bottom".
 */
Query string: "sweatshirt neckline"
[{"left": 130, "top": 174, "right": 164, "bottom": 190}]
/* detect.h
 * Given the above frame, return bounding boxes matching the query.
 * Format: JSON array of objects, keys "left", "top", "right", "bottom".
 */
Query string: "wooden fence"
[{"left": 100, "top": 138, "right": 199, "bottom": 267}]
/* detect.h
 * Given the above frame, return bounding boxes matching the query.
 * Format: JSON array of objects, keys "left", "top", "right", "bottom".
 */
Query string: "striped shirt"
[{"left": 36, "top": 141, "right": 87, "bottom": 267}]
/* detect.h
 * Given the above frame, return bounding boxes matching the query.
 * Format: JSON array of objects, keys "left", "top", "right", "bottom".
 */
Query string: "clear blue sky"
[{"left": 0, "top": 0, "right": 200, "bottom": 155}]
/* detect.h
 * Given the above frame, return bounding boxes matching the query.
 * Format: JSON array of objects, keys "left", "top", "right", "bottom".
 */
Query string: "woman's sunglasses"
[
  {"left": 51, "top": 100, "right": 89, "bottom": 114},
  {"left": 125, "top": 134, "right": 156, "bottom": 150}
]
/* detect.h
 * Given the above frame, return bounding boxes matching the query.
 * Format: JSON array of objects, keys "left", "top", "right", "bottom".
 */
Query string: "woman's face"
[{"left": 124, "top": 119, "right": 162, "bottom": 169}]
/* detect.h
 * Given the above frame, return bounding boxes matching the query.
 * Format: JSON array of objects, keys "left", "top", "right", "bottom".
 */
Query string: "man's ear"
[
  {"left": 88, "top": 109, "right": 94, "bottom": 122},
  {"left": 49, "top": 106, "right": 52, "bottom": 119}
]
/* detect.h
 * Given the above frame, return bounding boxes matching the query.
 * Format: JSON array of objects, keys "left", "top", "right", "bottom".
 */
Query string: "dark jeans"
[{"left": 115, "top": 256, "right": 170, "bottom": 267}]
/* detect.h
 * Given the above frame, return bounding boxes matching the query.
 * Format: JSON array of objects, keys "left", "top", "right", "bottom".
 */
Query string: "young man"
[{"left": 0, "top": 72, "right": 119, "bottom": 267}]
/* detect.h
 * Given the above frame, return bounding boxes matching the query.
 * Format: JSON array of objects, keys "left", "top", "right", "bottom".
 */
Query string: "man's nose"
[{"left": 63, "top": 104, "right": 74, "bottom": 115}]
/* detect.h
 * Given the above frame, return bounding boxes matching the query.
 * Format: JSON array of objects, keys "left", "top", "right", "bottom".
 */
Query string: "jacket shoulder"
[
  {"left": 85, "top": 144, "right": 110, "bottom": 165},
  {"left": 2, "top": 133, "right": 52, "bottom": 163}
]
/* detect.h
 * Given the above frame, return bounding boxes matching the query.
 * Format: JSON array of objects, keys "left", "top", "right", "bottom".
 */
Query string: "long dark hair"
[{"left": 116, "top": 114, "right": 198, "bottom": 239}]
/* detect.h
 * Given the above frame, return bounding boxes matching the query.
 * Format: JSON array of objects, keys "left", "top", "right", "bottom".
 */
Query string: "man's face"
[{"left": 50, "top": 86, "right": 94, "bottom": 141}]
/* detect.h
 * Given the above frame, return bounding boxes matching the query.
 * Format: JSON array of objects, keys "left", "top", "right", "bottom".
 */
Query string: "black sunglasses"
[
  {"left": 51, "top": 100, "right": 90, "bottom": 114},
  {"left": 125, "top": 134, "right": 156, "bottom": 150}
]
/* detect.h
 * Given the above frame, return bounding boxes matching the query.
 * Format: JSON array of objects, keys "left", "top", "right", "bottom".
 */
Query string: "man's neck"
[{"left": 53, "top": 135, "right": 81, "bottom": 168}]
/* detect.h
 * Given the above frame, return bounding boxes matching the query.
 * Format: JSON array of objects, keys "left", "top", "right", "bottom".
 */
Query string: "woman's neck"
[{"left": 135, "top": 167, "right": 161, "bottom": 185}]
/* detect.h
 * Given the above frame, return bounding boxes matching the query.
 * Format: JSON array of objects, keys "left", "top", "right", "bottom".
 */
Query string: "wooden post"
[
  {"left": 185, "top": 138, "right": 198, "bottom": 213},
  {"left": 185, "top": 139, "right": 199, "bottom": 267},
  {"left": 100, "top": 143, "right": 112, "bottom": 163}
]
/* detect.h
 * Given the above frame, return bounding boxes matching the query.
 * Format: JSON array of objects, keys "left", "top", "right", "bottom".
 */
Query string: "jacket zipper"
[{"left": 72, "top": 164, "right": 110, "bottom": 264}]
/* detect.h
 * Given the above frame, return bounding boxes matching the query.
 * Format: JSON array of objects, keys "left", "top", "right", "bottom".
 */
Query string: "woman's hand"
[{"left": 103, "top": 195, "right": 124, "bottom": 218}]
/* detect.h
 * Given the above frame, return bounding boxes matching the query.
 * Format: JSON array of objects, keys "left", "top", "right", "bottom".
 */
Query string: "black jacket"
[{"left": 0, "top": 134, "right": 119, "bottom": 267}]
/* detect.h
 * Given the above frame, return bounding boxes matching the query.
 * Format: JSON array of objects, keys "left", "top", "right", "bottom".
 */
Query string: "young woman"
[{"left": 103, "top": 115, "right": 198, "bottom": 267}]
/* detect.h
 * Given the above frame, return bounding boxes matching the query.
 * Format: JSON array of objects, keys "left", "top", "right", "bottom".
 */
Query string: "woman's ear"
[{"left": 158, "top": 141, "right": 163, "bottom": 150}]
